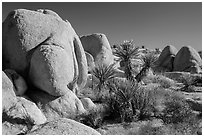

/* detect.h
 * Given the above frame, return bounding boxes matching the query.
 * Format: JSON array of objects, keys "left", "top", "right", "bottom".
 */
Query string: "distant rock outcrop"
[
  {"left": 80, "top": 33, "right": 114, "bottom": 67},
  {"left": 28, "top": 118, "right": 101, "bottom": 135},
  {"left": 3, "top": 9, "right": 88, "bottom": 96},
  {"left": 156, "top": 45, "right": 178, "bottom": 71},
  {"left": 173, "top": 46, "right": 202, "bottom": 73}
]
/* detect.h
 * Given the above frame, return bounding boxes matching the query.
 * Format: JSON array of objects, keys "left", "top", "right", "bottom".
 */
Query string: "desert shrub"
[
  {"left": 164, "top": 116, "right": 202, "bottom": 135},
  {"left": 160, "top": 94, "right": 193, "bottom": 124},
  {"left": 107, "top": 79, "right": 136, "bottom": 122},
  {"left": 143, "top": 74, "right": 176, "bottom": 88},
  {"left": 91, "top": 63, "right": 116, "bottom": 101},
  {"left": 107, "top": 79, "right": 158, "bottom": 122},
  {"left": 180, "top": 74, "right": 200, "bottom": 92},
  {"left": 76, "top": 108, "right": 104, "bottom": 129},
  {"left": 132, "top": 114, "right": 201, "bottom": 135},
  {"left": 132, "top": 86, "right": 157, "bottom": 120},
  {"left": 92, "top": 63, "right": 116, "bottom": 92}
]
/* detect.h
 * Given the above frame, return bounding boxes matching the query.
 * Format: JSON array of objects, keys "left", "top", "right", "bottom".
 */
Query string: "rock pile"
[
  {"left": 156, "top": 45, "right": 201, "bottom": 74},
  {"left": 2, "top": 9, "right": 98, "bottom": 135}
]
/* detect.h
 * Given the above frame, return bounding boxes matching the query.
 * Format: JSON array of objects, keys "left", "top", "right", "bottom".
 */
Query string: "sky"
[{"left": 2, "top": 2, "right": 202, "bottom": 51}]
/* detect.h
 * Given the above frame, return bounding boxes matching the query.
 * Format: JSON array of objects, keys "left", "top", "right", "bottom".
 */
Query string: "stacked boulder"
[
  {"left": 2, "top": 9, "right": 101, "bottom": 135},
  {"left": 156, "top": 45, "right": 201, "bottom": 74},
  {"left": 2, "top": 71, "right": 47, "bottom": 135},
  {"left": 80, "top": 33, "right": 114, "bottom": 68}
]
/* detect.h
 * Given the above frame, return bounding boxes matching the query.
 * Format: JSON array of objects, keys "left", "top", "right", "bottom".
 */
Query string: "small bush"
[
  {"left": 107, "top": 79, "right": 136, "bottom": 122},
  {"left": 143, "top": 74, "right": 176, "bottom": 88},
  {"left": 160, "top": 94, "right": 193, "bottom": 124},
  {"left": 180, "top": 74, "right": 200, "bottom": 92},
  {"left": 107, "top": 79, "right": 158, "bottom": 122},
  {"left": 76, "top": 108, "right": 103, "bottom": 129},
  {"left": 91, "top": 63, "right": 116, "bottom": 101},
  {"left": 135, "top": 52, "right": 158, "bottom": 83},
  {"left": 132, "top": 86, "right": 157, "bottom": 120}
]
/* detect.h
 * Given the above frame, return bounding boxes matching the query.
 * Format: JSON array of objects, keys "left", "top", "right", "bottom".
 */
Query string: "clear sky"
[{"left": 2, "top": 2, "right": 202, "bottom": 51}]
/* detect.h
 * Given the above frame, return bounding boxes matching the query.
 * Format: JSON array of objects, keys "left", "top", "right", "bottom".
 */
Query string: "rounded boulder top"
[
  {"left": 80, "top": 33, "right": 114, "bottom": 66},
  {"left": 156, "top": 45, "right": 178, "bottom": 71},
  {"left": 174, "top": 46, "right": 202, "bottom": 73},
  {"left": 36, "top": 9, "right": 62, "bottom": 19}
]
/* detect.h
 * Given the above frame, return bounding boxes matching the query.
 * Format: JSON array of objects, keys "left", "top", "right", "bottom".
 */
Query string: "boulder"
[
  {"left": 3, "top": 9, "right": 87, "bottom": 96},
  {"left": 81, "top": 97, "right": 96, "bottom": 111},
  {"left": 27, "top": 89, "right": 86, "bottom": 121},
  {"left": 3, "top": 96, "right": 47, "bottom": 126},
  {"left": 156, "top": 45, "right": 178, "bottom": 71},
  {"left": 28, "top": 118, "right": 100, "bottom": 135},
  {"left": 36, "top": 9, "right": 62, "bottom": 19},
  {"left": 2, "top": 121, "right": 28, "bottom": 135},
  {"left": 85, "top": 51, "right": 95, "bottom": 73},
  {"left": 17, "top": 97, "right": 47, "bottom": 125},
  {"left": 80, "top": 33, "right": 114, "bottom": 66},
  {"left": 174, "top": 46, "right": 202, "bottom": 73},
  {"left": 2, "top": 71, "right": 17, "bottom": 111},
  {"left": 2, "top": 96, "right": 47, "bottom": 135},
  {"left": 4, "top": 69, "right": 27, "bottom": 96}
]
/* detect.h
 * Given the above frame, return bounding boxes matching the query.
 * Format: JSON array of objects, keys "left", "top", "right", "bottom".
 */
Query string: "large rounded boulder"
[
  {"left": 28, "top": 118, "right": 100, "bottom": 135},
  {"left": 174, "top": 46, "right": 202, "bottom": 73},
  {"left": 80, "top": 33, "right": 114, "bottom": 66},
  {"left": 156, "top": 45, "right": 178, "bottom": 71},
  {"left": 3, "top": 9, "right": 88, "bottom": 96}
]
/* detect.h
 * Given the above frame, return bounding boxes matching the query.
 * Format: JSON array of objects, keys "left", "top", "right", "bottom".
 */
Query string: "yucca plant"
[
  {"left": 91, "top": 63, "right": 116, "bottom": 95},
  {"left": 113, "top": 40, "right": 140, "bottom": 81},
  {"left": 135, "top": 52, "right": 158, "bottom": 83},
  {"left": 108, "top": 80, "right": 140, "bottom": 122}
]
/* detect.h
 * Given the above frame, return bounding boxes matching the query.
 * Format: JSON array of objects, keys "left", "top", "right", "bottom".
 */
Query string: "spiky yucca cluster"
[
  {"left": 113, "top": 40, "right": 140, "bottom": 81},
  {"left": 135, "top": 52, "right": 158, "bottom": 82},
  {"left": 92, "top": 63, "right": 116, "bottom": 93}
]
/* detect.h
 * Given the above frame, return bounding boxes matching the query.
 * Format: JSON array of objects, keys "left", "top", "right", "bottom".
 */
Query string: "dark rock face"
[
  {"left": 156, "top": 45, "right": 178, "bottom": 71},
  {"left": 174, "top": 46, "right": 202, "bottom": 74}
]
